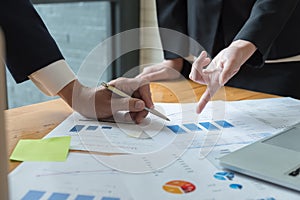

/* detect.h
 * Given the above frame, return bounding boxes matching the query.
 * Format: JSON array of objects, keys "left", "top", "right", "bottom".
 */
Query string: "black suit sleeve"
[
  {"left": 234, "top": 0, "right": 300, "bottom": 67},
  {"left": 0, "top": 0, "right": 64, "bottom": 83},
  {"left": 156, "top": 0, "right": 190, "bottom": 59}
]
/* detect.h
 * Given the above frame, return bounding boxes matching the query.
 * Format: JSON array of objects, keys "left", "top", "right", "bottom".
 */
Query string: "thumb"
[
  {"left": 129, "top": 98, "right": 145, "bottom": 112},
  {"left": 112, "top": 97, "right": 145, "bottom": 112},
  {"left": 219, "top": 65, "right": 238, "bottom": 86}
]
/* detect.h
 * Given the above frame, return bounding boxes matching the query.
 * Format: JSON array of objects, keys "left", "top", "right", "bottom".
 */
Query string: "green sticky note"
[{"left": 10, "top": 136, "right": 71, "bottom": 162}]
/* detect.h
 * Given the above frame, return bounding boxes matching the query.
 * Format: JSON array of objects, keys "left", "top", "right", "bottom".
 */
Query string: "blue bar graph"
[
  {"left": 199, "top": 122, "right": 219, "bottom": 130},
  {"left": 70, "top": 125, "right": 85, "bottom": 132},
  {"left": 102, "top": 126, "right": 112, "bottom": 129},
  {"left": 215, "top": 120, "right": 234, "bottom": 128},
  {"left": 21, "top": 191, "right": 105, "bottom": 200},
  {"left": 21, "top": 190, "right": 45, "bottom": 200},
  {"left": 167, "top": 125, "right": 187, "bottom": 134},
  {"left": 48, "top": 192, "right": 70, "bottom": 200},
  {"left": 75, "top": 194, "right": 95, "bottom": 200},
  {"left": 101, "top": 197, "right": 120, "bottom": 200},
  {"left": 86, "top": 125, "right": 98, "bottom": 131},
  {"left": 183, "top": 123, "right": 202, "bottom": 131}
]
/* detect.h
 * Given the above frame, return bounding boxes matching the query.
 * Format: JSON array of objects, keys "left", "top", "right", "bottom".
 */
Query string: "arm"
[
  {"left": 235, "top": 0, "right": 300, "bottom": 67},
  {"left": 1, "top": 0, "right": 153, "bottom": 123},
  {"left": 156, "top": 0, "right": 189, "bottom": 60},
  {"left": 0, "top": 0, "right": 64, "bottom": 83},
  {"left": 190, "top": 0, "right": 299, "bottom": 114},
  {"left": 137, "top": 0, "right": 189, "bottom": 81}
]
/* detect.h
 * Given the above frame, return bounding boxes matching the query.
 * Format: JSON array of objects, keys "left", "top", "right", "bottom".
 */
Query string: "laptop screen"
[{"left": 0, "top": 28, "right": 9, "bottom": 200}]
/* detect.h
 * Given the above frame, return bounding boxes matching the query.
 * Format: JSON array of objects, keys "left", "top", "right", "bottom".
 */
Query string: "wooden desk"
[{"left": 6, "top": 80, "right": 278, "bottom": 172}]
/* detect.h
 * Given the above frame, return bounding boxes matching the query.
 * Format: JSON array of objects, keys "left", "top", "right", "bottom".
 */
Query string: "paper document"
[
  {"left": 9, "top": 153, "right": 132, "bottom": 200},
  {"left": 43, "top": 98, "right": 299, "bottom": 172},
  {"left": 44, "top": 99, "right": 289, "bottom": 155},
  {"left": 9, "top": 150, "right": 300, "bottom": 199},
  {"left": 9, "top": 97, "right": 300, "bottom": 199},
  {"left": 119, "top": 148, "right": 300, "bottom": 199},
  {"left": 45, "top": 103, "right": 202, "bottom": 154}
]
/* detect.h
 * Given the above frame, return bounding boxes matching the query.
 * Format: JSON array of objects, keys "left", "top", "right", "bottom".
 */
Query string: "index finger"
[
  {"left": 196, "top": 88, "right": 211, "bottom": 114},
  {"left": 136, "top": 83, "right": 154, "bottom": 109}
]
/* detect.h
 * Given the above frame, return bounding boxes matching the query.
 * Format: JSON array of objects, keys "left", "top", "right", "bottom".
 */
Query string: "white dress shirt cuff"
[
  {"left": 265, "top": 54, "right": 300, "bottom": 63},
  {"left": 29, "top": 60, "right": 76, "bottom": 96}
]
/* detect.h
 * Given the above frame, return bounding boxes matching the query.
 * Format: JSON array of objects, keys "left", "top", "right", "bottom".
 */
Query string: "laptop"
[
  {"left": 220, "top": 122, "right": 300, "bottom": 191},
  {"left": 0, "top": 28, "right": 9, "bottom": 199}
]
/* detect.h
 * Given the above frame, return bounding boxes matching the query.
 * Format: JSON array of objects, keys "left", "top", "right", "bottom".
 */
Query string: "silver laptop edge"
[{"left": 220, "top": 123, "right": 300, "bottom": 192}]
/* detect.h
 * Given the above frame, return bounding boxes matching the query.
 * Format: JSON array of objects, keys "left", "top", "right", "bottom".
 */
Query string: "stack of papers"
[{"left": 9, "top": 97, "right": 300, "bottom": 199}]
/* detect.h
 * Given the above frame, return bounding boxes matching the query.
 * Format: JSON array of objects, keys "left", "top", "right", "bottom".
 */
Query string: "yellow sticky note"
[{"left": 10, "top": 136, "right": 71, "bottom": 162}]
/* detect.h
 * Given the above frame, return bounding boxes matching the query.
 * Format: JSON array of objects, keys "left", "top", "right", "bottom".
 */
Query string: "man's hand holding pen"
[{"left": 67, "top": 77, "right": 154, "bottom": 124}]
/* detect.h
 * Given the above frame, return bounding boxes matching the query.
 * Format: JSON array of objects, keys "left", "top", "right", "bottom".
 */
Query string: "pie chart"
[{"left": 162, "top": 180, "right": 196, "bottom": 194}]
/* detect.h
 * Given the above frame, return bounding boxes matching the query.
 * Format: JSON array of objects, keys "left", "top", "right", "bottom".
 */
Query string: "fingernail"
[{"left": 135, "top": 101, "right": 144, "bottom": 109}]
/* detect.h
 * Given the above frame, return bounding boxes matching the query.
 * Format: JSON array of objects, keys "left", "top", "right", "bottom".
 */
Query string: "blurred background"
[{"left": 6, "top": 0, "right": 163, "bottom": 108}]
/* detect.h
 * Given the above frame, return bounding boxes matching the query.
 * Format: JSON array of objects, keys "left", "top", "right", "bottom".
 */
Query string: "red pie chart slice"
[{"left": 163, "top": 180, "right": 196, "bottom": 194}]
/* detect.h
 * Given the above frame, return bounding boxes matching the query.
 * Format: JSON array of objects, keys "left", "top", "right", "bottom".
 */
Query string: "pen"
[{"left": 101, "top": 82, "right": 170, "bottom": 121}]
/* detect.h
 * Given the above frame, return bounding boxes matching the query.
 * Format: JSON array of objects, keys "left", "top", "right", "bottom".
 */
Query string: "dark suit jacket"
[
  {"left": 0, "top": 0, "right": 63, "bottom": 83},
  {"left": 156, "top": 0, "right": 300, "bottom": 98}
]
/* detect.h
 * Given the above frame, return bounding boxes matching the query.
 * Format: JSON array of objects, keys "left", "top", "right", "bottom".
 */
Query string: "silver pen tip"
[{"left": 101, "top": 82, "right": 108, "bottom": 87}]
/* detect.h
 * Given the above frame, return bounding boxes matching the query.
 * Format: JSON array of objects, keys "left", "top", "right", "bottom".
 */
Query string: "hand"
[
  {"left": 189, "top": 51, "right": 212, "bottom": 113},
  {"left": 136, "top": 58, "right": 183, "bottom": 81},
  {"left": 190, "top": 40, "right": 256, "bottom": 113},
  {"left": 108, "top": 77, "right": 154, "bottom": 123},
  {"left": 58, "top": 77, "right": 153, "bottom": 124}
]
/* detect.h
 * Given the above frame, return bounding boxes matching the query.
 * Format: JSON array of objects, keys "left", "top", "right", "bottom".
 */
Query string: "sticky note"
[{"left": 10, "top": 136, "right": 71, "bottom": 162}]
